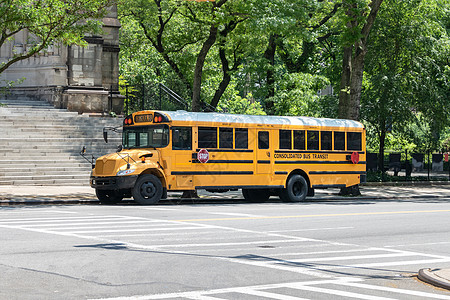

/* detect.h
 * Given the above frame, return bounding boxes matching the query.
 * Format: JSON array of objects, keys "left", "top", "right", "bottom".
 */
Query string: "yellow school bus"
[{"left": 90, "top": 110, "right": 366, "bottom": 204}]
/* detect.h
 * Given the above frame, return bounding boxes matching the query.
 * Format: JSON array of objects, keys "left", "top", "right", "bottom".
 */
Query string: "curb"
[
  {"left": 1, "top": 193, "right": 449, "bottom": 206},
  {"left": 418, "top": 269, "right": 450, "bottom": 291},
  {"left": 363, "top": 181, "right": 450, "bottom": 186}
]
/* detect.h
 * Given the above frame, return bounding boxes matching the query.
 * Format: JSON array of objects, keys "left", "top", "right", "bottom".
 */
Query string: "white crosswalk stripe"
[
  {"left": 2, "top": 211, "right": 450, "bottom": 300},
  {"left": 92, "top": 277, "right": 450, "bottom": 299}
]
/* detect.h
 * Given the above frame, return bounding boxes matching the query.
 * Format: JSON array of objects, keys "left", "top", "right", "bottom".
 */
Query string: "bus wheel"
[
  {"left": 242, "top": 189, "right": 270, "bottom": 202},
  {"left": 132, "top": 174, "right": 163, "bottom": 205},
  {"left": 96, "top": 189, "right": 123, "bottom": 205},
  {"left": 280, "top": 175, "right": 308, "bottom": 202}
]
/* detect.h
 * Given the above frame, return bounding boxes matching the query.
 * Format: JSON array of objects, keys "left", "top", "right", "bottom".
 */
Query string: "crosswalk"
[
  {"left": 94, "top": 277, "right": 450, "bottom": 299},
  {"left": 1, "top": 209, "right": 450, "bottom": 299}
]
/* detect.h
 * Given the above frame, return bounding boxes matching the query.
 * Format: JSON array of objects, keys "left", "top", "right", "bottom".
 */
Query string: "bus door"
[
  {"left": 171, "top": 127, "right": 193, "bottom": 189},
  {"left": 256, "top": 130, "right": 272, "bottom": 174}
]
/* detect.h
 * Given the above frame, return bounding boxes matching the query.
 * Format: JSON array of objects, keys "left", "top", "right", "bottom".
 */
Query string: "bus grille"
[{"left": 95, "top": 160, "right": 117, "bottom": 176}]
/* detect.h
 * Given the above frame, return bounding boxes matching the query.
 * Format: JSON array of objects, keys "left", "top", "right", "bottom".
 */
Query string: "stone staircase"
[{"left": 0, "top": 97, "right": 123, "bottom": 185}]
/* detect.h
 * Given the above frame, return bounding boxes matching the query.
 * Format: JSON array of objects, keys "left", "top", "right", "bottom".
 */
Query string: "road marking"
[
  {"left": 270, "top": 248, "right": 380, "bottom": 257},
  {"left": 385, "top": 241, "right": 450, "bottom": 247},
  {"left": 205, "top": 212, "right": 266, "bottom": 217},
  {"left": 91, "top": 277, "right": 362, "bottom": 299},
  {"left": 22, "top": 220, "right": 173, "bottom": 228},
  {"left": 174, "top": 209, "right": 450, "bottom": 222},
  {"left": 232, "top": 288, "right": 309, "bottom": 300},
  {"left": 98, "top": 230, "right": 223, "bottom": 238},
  {"left": 337, "top": 281, "right": 450, "bottom": 299},
  {"left": 141, "top": 207, "right": 179, "bottom": 211},
  {"left": 0, "top": 216, "right": 133, "bottom": 224},
  {"left": 146, "top": 239, "right": 309, "bottom": 249},
  {"left": 92, "top": 276, "right": 450, "bottom": 300},
  {"left": 286, "top": 283, "right": 397, "bottom": 300},
  {"left": 323, "top": 258, "right": 450, "bottom": 269},
  {"left": 4, "top": 211, "right": 450, "bottom": 286},
  {"left": 65, "top": 226, "right": 205, "bottom": 234},
  {"left": 268, "top": 226, "right": 354, "bottom": 233},
  {"left": 289, "top": 252, "right": 411, "bottom": 263}
]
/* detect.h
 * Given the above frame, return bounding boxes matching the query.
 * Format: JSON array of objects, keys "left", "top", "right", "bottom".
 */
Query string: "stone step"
[
  {"left": 0, "top": 102, "right": 54, "bottom": 108},
  {"left": 0, "top": 170, "right": 90, "bottom": 177},
  {"left": 0, "top": 133, "right": 120, "bottom": 139},
  {"left": 0, "top": 102, "right": 127, "bottom": 186},
  {"left": 0, "top": 138, "right": 120, "bottom": 144},
  {"left": 0, "top": 177, "right": 90, "bottom": 186},
  {"left": 0, "top": 116, "right": 122, "bottom": 121},
  {"left": 0, "top": 166, "right": 92, "bottom": 172},
  {"left": 0, "top": 107, "right": 79, "bottom": 114},
  {"left": 0, "top": 160, "right": 93, "bottom": 167},
  {"left": 0, "top": 153, "right": 84, "bottom": 159}
]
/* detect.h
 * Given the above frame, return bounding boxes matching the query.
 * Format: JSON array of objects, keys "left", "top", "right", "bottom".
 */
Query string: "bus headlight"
[{"left": 116, "top": 169, "right": 136, "bottom": 176}]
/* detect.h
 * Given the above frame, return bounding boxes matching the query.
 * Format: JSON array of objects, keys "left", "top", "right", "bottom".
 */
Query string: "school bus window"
[
  {"left": 347, "top": 132, "right": 362, "bottom": 151},
  {"left": 279, "top": 130, "right": 292, "bottom": 149},
  {"left": 334, "top": 131, "right": 345, "bottom": 150},
  {"left": 126, "top": 132, "right": 137, "bottom": 148},
  {"left": 321, "top": 131, "right": 332, "bottom": 150},
  {"left": 123, "top": 125, "right": 169, "bottom": 149},
  {"left": 235, "top": 128, "right": 248, "bottom": 149},
  {"left": 172, "top": 127, "right": 192, "bottom": 150},
  {"left": 258, "top": 131, "right": 269, "bottom": 149},
  {"left": 307, "top": 131, "right": 319, "bottom": 150},
  {"left": 198, "top": 127, "right": 217, "bottom": 148},
  {"left": 294, "top": 130, "right": 305, "bottom": 150},
  {"left": 219, "top": 128, "right": 233, "bottom": 149}
]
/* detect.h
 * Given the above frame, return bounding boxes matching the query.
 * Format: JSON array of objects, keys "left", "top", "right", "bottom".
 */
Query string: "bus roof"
[{"left": 159, "top": 110, "right": 364, "bottom": 129}]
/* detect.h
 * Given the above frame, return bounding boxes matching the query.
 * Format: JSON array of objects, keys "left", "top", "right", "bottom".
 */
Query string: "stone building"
[{"left": 0, "top": 6, "right": 123, "bottom": 114}]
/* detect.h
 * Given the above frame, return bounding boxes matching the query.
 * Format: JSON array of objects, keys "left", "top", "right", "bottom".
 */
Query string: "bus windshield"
[{"left": 122, "top": 125, "right": 169, "bottom": 149}]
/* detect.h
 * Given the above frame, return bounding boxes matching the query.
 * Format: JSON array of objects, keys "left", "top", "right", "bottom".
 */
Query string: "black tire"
[
  {"left": 280, "top": 174, "right": 308, "bottom": 202},
  {"left": 132, "top": 174, "right": 163, "bottom": 205},
  {"left": 242, "top": 189, "right": 270, "bottom": 202},
  {"left": 96, "top": 189, "right": 123, "bottom": 205}
]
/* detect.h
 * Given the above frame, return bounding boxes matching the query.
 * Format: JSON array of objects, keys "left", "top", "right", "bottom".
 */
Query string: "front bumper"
[{"left": 91, "top": 175, "right": 138, "bottom": 190}]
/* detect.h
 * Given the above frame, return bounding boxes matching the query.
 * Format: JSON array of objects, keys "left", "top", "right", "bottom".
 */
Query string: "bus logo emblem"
[{"left": 197, "top": 149, "right": 209, "bottom": 163}]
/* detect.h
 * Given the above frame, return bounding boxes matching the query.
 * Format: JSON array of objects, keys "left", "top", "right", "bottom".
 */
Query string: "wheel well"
[
  {"left": 287, "top": 169, "right": 311, "bottom": 188},
  {"left": 140, "top": 169, "right": 167, "bottom": 188}
]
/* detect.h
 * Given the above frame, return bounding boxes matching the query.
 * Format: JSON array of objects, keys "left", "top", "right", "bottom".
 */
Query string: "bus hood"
[{"left": 94, "top": 150, "right": 159, "bottom": 177}]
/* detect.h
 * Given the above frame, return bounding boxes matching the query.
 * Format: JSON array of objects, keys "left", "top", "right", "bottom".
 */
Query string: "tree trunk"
[
  {"left": 181, "top": 190, "right": 199, "bottom": 199},
  {"left": 338, "top": 46, "right": 352, "bottom": 119},
  {"left": 210, "top": 21, "right": 241, "bottom": 110},
  {"left": 210, "top": 47, "right": 231, "bottom": 109},
  {"left": 192, "top": 24, "right": 218, "bottom": 112},
  {"left": 264, "top": 34, "right": 277, "bottom": 97},
  {"left": 338, "top": 0, "right": 384, "bottom": 196},
  {"left": 378, "top": 127, "right": 387, "bottom": 172}
]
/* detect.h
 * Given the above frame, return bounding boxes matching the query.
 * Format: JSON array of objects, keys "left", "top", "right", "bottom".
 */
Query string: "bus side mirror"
[
  {"left": 117, "top": 145, "right": 123, "bottom": 152},
  {"left": 103, "top": 130, "right": 108, "bottom": 143},
  {"left": 81, "top": 146, "right": 86, "bottom": 154}
]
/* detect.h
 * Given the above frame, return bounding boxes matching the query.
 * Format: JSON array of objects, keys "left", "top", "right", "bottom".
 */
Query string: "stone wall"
[{"left": 0, "top": 6, "right": 123, "bottom": 115}]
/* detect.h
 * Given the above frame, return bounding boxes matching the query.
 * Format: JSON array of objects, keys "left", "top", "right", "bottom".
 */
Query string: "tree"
[
  {"left": 120, "top": 0, "right": 251, "bottom": 111},
  {"left": 0, "top": 0, "right": 112, "bottom": 74},
  {"left": 362, "top": 0, "right": 450, "bottom": 170},
  {"left": 338, "top": 0, "right": 383, "bottom": 121}
]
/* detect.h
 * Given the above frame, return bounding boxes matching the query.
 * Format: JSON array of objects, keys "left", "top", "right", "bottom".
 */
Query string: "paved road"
[{"left": 1, "top": 197, "right": 450, "bottom": 299}]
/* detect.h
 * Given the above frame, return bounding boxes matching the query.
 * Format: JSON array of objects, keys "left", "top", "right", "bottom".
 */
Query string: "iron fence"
[{"left": 367, "top": 151, "right": 450, "bottom": 182}]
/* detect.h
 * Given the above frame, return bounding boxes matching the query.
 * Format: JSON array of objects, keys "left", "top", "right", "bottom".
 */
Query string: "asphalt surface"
[{"left": 1, "top": 182, "right": 450, "bottom": 292}]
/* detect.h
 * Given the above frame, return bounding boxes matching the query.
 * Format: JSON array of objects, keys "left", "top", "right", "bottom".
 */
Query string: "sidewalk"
[{"left": 1, "top": 183, "right": 450, "bottom": 205}]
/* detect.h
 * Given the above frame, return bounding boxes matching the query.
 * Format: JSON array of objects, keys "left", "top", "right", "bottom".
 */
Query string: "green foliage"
[
  {"left": 268, "top": 72, "right": 331, "bottom": 117},
  {"left": 0, "top": 0, "right": 111, "bottom": 73},
  {"left": 217, "top": 93, "right": 266, "bottom": 115},
  {"left": 117, "top": 0, "right": 450, "bottom": 155},
  {"left": 362, "top": 0, "right": 450, "bottom": 153}
]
